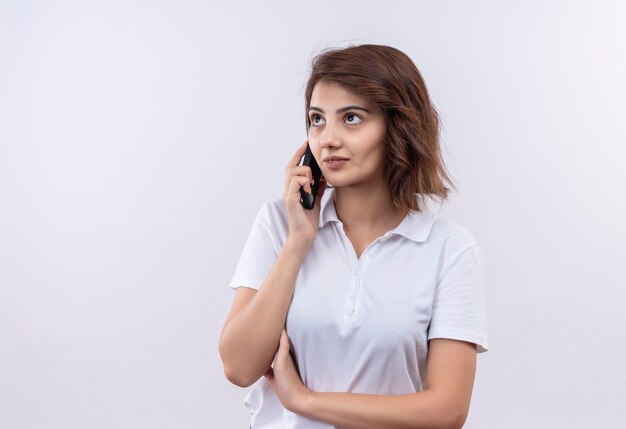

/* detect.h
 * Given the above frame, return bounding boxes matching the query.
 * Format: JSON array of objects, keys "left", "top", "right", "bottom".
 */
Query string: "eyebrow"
[{"left": 308, "top": 105, "right": 371, "bottom": 114}]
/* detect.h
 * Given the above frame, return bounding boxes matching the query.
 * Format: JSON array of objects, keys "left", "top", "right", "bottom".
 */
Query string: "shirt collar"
[{"left": 318, "top": 187, "right": 436, "bottom": 243}]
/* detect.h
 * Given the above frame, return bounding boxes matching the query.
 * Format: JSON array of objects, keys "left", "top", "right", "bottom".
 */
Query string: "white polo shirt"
[{"left": 228, "top": 187, "right": 488, "bottom": 429}]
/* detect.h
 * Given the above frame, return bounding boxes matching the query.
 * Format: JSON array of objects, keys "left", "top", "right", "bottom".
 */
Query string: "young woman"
[{"left": 219, "top": 44, "right": 488, "bottom": 429}]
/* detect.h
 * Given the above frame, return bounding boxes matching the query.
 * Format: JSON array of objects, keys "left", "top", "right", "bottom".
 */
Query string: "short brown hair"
[{"left": 304, "top": 44, "right": 456, "bottom": 214}]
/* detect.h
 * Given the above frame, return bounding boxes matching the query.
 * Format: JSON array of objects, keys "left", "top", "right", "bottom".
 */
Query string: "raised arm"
[
  {"left": 218, "top": 239, "right": 308, "bottom": 387},
  {"left": 219, "top": 141, "right": 326, "bottom": 387}
]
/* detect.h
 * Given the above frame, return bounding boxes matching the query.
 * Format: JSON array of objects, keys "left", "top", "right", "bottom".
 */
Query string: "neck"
[{"left": 332, "top": 180, "right": 408, "bottom": 233}]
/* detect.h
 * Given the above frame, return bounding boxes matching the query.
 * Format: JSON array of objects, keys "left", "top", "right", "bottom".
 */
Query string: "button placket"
[
  {"left": 350, "top": 273, "right": 362, "bottom": 315},
  {"left": 348, "top": 240, "right": 383, "bottom": 318},
  {"left": 336, "top": 223, "right": 390, "bottom": 321},
  {"left": 360, "top": 238, "right": 384, "bottom": 269}
]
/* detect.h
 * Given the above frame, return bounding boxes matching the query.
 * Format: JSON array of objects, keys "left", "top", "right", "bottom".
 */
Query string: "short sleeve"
[
  {"left": 228, "top": 202, "right": 280, "bottom": 291},
  {"left": 428, "top": 244, "right": 489, "bottom": 353}
]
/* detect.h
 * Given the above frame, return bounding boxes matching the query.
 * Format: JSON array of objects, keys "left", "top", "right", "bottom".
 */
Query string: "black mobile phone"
[{"left": 299, "top": 142, "right": 323, "bottom": 210}]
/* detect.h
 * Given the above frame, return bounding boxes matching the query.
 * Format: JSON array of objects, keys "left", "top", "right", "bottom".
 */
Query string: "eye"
[
  {"left": 309, "top": 114, "right": 325, "bottom": 127},
  {"left": 345, "top": 113, "right": 363, "bottom": 125}
]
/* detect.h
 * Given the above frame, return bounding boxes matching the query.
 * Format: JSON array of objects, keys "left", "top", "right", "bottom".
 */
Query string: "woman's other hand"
[{"left": 264, "top": 329, "right": 312, "bottom": 414}]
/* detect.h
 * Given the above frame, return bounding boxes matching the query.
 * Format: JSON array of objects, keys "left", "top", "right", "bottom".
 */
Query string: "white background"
[{"left": 1, "top": 1, "right": 625, "bottom": 428}]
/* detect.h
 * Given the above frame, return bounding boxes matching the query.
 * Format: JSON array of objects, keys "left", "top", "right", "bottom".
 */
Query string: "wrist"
[
  {"left": 284, "top": 237, "right": 312, "bottom": 257},
  {"left": 294, "top": 388, "right": 317, "bottom": 418}
]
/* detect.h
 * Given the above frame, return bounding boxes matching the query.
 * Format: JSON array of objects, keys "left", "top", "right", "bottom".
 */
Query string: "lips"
[
  {"left": 323, "top": 156, "right": 350, "bottom": 162},
  {"left": 324, "top": 158, "right": 349, "bottom": 170}
]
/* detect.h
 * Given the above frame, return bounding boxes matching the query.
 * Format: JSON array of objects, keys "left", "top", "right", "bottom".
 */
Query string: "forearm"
[
  {"left": 220, "top": 239, "right": 309, "bottom": 386},
  {"left": 299, "top": 390, "right": 460, "bottom": 429}
]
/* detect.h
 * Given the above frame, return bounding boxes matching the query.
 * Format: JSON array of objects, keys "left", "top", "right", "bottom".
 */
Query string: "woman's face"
[{"left": 307, "top": 81, "right": 386, "bottom": 188}]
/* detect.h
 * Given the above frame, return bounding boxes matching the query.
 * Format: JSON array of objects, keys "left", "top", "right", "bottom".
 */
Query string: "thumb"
[{"left": 280, "top": 329, "right": 290, "bottom": 352}]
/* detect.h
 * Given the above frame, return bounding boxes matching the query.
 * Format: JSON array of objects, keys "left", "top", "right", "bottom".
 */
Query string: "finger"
[
  {"left": 284, "top": 165, "right": 312, "bottom": 192},
  {"left": 278, "top": 329, "right": 288, "bottom": 350},
  {"left": 289, "top": 175, "right": 313, "bottom": 196},
  {"left": 291, "top": 165, "right": 313, "bottom": 178},
  {"left": 286, "top": 140, "right": 309, "bottom": 169},
  {"left": 280, "top": 329, "right": 290, "bottom": 351},
  {"left": 275, "top": 329, "right": 291, "bottom": 362},
  {"left": 285, "top": 165, "right": 313, "bottom": 186}
]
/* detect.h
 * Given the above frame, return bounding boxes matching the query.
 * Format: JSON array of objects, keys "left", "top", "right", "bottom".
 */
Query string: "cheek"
[
  {"left": 359, "top": 143, "right": 386, "bottom": 170},
  {"left": 306, "top": 139, "right": 322, "bottom": 163},
  {"left": 306, "top": 138, "right": 320, "bottom": 154},
  {"left": 360, "top": 140, "right": 385, "bottom": 159}
]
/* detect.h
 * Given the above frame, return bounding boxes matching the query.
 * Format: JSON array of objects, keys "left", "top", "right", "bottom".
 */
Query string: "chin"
[{"left": 323, "top": 179, "right": 355, "bottom": 188}]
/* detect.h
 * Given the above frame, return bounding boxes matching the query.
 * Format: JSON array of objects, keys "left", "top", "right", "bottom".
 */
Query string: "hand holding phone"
[
  {"left": 299, "top": 142, "right": 323, "bottom": 210},
  {"left": 283, "top": 141, "right": 326, "bottom": 250}
]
